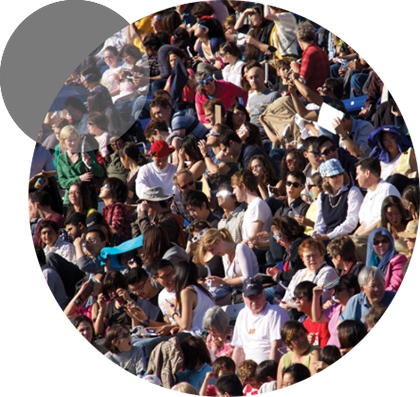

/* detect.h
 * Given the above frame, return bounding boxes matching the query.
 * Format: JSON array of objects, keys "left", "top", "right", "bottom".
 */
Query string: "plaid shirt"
[
  {"left": 300, "top": 43, "right": 330, "bottom": 92},
  {"left": 102, "top": 202, "right": 132, "bottom": 239}
]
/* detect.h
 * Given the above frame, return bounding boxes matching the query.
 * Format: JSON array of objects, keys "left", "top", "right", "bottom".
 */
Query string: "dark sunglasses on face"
[
  {"left": 180, "top": 181, "right": 194, "bottom": 190},
  {"left": 319, "top": 145, "right": 337, "bottom": 156},
  {"left": 198, "top": 75, "right": 214, "bottom": 87},
  {"left": 286, "top": 181, "right": 303, "bottom": 188}
]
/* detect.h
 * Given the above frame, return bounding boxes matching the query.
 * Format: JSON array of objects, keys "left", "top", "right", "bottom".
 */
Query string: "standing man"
[{"left": 231, "top": 277, "right": 290, "bottom": 366}]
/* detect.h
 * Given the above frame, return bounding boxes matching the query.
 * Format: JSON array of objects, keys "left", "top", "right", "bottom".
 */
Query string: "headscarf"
[{"left": 366, "top": 227, "right": 397, "bottom": 270}]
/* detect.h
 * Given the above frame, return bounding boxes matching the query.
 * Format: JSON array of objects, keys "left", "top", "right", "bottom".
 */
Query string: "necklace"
[{"left": 328, "top": 193, "right": 342, "bottom": 208}]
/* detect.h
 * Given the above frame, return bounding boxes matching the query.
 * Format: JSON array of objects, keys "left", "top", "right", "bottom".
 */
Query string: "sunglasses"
[
  {"left": 273, "top": 233, "right": 283, "bottom": 242},
  {"left": 179, "top": 181, "right": 194, "bottom": 190},
  {"left": 308, "top": 184, "right": 316, "bottom": 190},
  {"left": 102, "top": 184, "right": 110, "bottom": 190},
  {"left": 373, "top": 238, "right": 389, "bottom": 246},
  {"left": 285, "top": 181, "right": 303, "bottom": 188},
  {"left": 198, "top": 75, "right": 214, "bottom": 87},
  {"left": 192, "top": 228, "right": 209, "bottom": 243},
  {"left": 319, "top": 145, "right": 337, "bottom": 156}
]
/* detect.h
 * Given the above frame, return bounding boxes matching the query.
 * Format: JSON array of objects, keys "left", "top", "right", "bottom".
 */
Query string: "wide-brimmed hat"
[
  {"left": 150, "top": 140, "right": 175, "bottom": 158},
  {"left": 319, "top": 158, "right": 344, "bottom": 178},
  {"left": 243, "top": 276, "right": 263, "bottom": 297},
  {"left": 138, "top": 187, "right": 172, "bottom": 202},
  {"left": 398, "top": 220, "right": 419, "bottom": 239}
]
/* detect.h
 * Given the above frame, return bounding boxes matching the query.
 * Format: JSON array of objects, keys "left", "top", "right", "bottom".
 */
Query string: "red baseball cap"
[{"left": 150, "top": 140, "right": 175, "bottom": 158}]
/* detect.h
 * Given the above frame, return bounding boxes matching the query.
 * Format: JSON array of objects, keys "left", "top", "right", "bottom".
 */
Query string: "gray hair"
[
  {"left": 358, "top": 266, "right": 385, "bottom": 288},
  {"left": 295, "top": 21, "right": 316, "bottom": 43},
  {"left": 202, "top": 306, "right": 230, "bottom": 335},
  {"left": 172, "top": 168, "right": 195, "bottom": 187}
]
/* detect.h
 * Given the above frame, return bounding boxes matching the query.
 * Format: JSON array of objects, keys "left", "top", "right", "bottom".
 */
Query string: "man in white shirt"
[
  {"left": 231, "top": 169, "right": 272, "bottom": 248},
  {"left": 231, "top": 277, "right": 290, "bottom": 367},
  {"left": 352, "top": 157, "right": 401, "bottom": 261},
  {"left": 135, "top": 140, "right": 177, "bottom": 199}
]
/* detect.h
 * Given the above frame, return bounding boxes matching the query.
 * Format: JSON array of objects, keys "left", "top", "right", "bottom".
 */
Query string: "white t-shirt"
[
  {"left": 222, "top": 243, "right": 259, "bottom": 283},
  {"left": 135, "top": 162, "right": 177, "bottom": 200},
  {"left": 242, "top": 197, "right": 273, "bottom": 241},
  {"left": 358, "top": 180, "right": 401, "bottom": 228},
  {"left": 231, "top": 303, "right": 290, "bottom": 364},
  {"left": 380, "top": 154, "right": 401, "bottom": 180},
  {"left": 158, "top": 289, "right": 177, "bottom": 325},
  {"left": 222, "top": 60, "right": 246, "bottom": 88},
  {"left": 273, "top": 13, "right": 298, "bottom": 56}
]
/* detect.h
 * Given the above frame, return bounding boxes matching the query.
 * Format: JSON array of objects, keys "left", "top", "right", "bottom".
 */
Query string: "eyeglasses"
[
  {"left": 129, "top": 280, "right": 147, "bottom": 293},
  {"left": 373, "top": 238, "right": 389, "bottom": 246},
  {"left": 319, "top": 145, "right": 337, "bottom": 156},
  {"left": 286, "top": 158, "right": 296, "bottom": 163},
  {"left": 102, "top": 184, "right": 110, "bottom": 190},
  {"left": 334, "top": 286, "right": 347, "bottom": 293},
  {"left": 285, "top": 181, "right": 303, "bottom": 188},
  {"left": 198, "top": 75, "right": 214, "bottom": 87},
  {"left": 85, "top": 238, "right": 97, "bottom": 244},
  {"left": 179, "top": 181, "right": 194, "bottom": 190},
  {"left": 293, "top": 295, "right": 304, "bottom": 301},
  {"left": 308, "top": 184, "right": 316, "bottom": 190},
  {"left": 273, "top": 233, "right": 283, "bottom": 242}
]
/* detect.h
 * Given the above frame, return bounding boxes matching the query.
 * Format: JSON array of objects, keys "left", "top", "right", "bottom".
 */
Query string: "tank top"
[
  {"left": 321, "top": 187, "right": 350, "bottom": 233},
  {"left": 189, "top": 285, "right": 215, "bottom": 334},
  {"left": 281, "top": 345, "right": 319, "bottom": 370}
]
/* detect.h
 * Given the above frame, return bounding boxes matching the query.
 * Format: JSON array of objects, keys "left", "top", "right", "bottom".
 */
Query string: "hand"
[
  {"left": 294, "top": 214, "right": 306, "bottom": 224},
  {"left": 266, "top": 266, "right": 281, "bottom": 277},
  {"left": 313, "top": 233, "right": 329, "bottom": 241},
  {"left": 313, "top": 285, "right": 324, "bottom": 299},
  {"left": 359, "top": 108, "right": 369, "bottom": 116},
  {"left": 178, "top": 147, "right": 187, "bottom": 163},
  {"left": 290, "top": 61, "right": 300, "bottom": 75},
  {"left": 116, "top": 288, "right": 131, "bottom": 302},
  {"left": 237, "top": 125, "right": 249, "bottom": 140},
  {"left": 125, "top": 304, "right": 147, "bottom": 322},
  {"left": 167, "top": 301, "right": 177, "bottom": 317},
  {"left": 73, "top": 234, "right": 84, "bottom": 247},
  {"left": 307, "top": 333, "right": 316, "bottom": 344},
  {"left": 81, "top": 152, "right": 91, "bottom": 167},
  {"left": 338, "top": 68, "right": 347, "bottom": 77},
  {"left": 244, "top": 35, "right": 255, "bottom": 46},
  {"left": 206, "top": 276, "right": 225, "bottom": 286},
  {"left": 322, "top": 299, "right": 335, "bottom": 310},
  {"left": 244, "top": 8, "right": 255, "bottom": 15},
  {"left": 170, "top": 326, "right": 180, "bottom": 335},
  {"left": 214, "top": 59, "right": 223, "bottom": 70},
  {"left": 156, "top": 324, "right": 174, "bottom": 337},
  {"left": 97, "top": 293, "right": 107, "bottom": 312},
  {"left": 204, "top": 371, "right": 216, "bottom": 381},
  {"left": 288, "top": 80, "right": 297, "bottom": 94},
  {"left": 79, "top": 172, "right": 93, "bottom": 182},
  {"left": 139, "top": 200, "right": 149, "bottom": 213},
  {"left": 198, "top": 139, "right": 209, "bottom": 157},
  {"left": 279, "top": 300, "right": 294, "bottom": 310},
  {"left": 332, "top": 117, "right": 345, "bottom": 138}
]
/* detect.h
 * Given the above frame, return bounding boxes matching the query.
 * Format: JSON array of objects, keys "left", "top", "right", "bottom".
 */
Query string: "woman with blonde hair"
[
  {"left": 56, "top": 125, "right": 104, "bottom": 211},
  {"left": 199, "top": 228, "right": 259, "bottom": 289}
]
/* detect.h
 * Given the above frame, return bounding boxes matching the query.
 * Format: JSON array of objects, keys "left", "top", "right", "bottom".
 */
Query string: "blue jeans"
[
  {"left": 350, "top": 72, "right": 369, "bottom": 97},
  {"left": 132, "top": 96, "right": 151, "bottom": 121}
]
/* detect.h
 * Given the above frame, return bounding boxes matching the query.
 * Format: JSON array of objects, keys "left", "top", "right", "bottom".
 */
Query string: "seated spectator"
[
  {"left": 275, "top": 149, "right": 307, "bottom": 199},
  {"left": 66, "top": 181, "right": 97, "bottom": 219},
  {"left": 313, "top": 345, "right": 341, "bottom": 373},
  {"left": 216, "top": 183, "right": 246, "bottom": 244},
  {"left": 135, "top": 187, "right": 185, "bottom": 247},
  {"left": 289, "top": 21, "right": 330, "bottom": 93},
  {"left": 100, "top": 46, "right": 121, "bottom": 97},
  {"left": 200, "top": 228, "right": 259, "bottom": 288},
  {"left": 95, "top": 271, "right": 137, "bottom": 337},
  {"left": 106, "top": 132, "right": 129, "bottom": 182},
  {"left": 178, "top": 134, "right": 207, "bottom": 180},
  {"left": 364, "top": 303, "right": 388, "bottom": 331},
  {"left": 56, "top": 125, "right": 104, "bottom": 211},
  {"left": 87, "top": 91, "right": 123, "bottom": 133},
  {"left": 64, "top": 212, "right": 88, "bottom": 242},
  {"left": 367, "top": 125, "right": 417, "bottom": 180},
  {"left": 80, "top": 65, "right": 113, "bottom": 107},
  {"left": 199, "top": 356, "right": 236, "bottom": 396},
  {"left": 74, "top": 228, "right": 107, "bottom": 275},
  {"left": 150, "top": 96, "right": 209, "bottom": 141},
  {"left": 279, "top": 363, "right": 311, "bottom": 389},
  {"left": 293, "top": 281, "right": 330, "bottom": 348},
  {"left": 237, "top": 359, "right": 262, "bottom": 396},
  {"left": 272, "top": 58, "right": 292, "bottom": 97},
  {"left": 40, "top": 220, "right": 76, "bottom": 264},
  {"left": 337, "top": 319, "right": 367, "bottom": 356},
  {"left": 219, "top": 41, "right": 245, "bottom": 88},
  {"left": 44, "top": 117, "right": 69, "bottom": 160},
  {"left": 401, "top": 184, "right": 419, "bottom": 220},
  {"left": 248, "top": 154, "right": 278, "bottom": 200},
  {"left": 327, "top": 236, "right": 365, "bottom": 277},
  {"left": 163, "top": 48, "right": 196, "bottom": 105},
  {"left": 236, "top": 121, "right": 264, "bottom": 151},
  {"left": 202, "top": 98, "right": 226, "bottom": 127},
  {"left": 171, "top": 383, "right": 199, "bottom": 395},
  {"left": 104, "top": 324, "right": 146, "bottom": 376},
  {"left": 99, "top": 178, "right": 132, "bottom": 239},
  {"left": 231, "top": 277, "right": 290, "bottom": 366},
  {"left": 73, "top": 314, "right": 108, "bottom": 354},
  {"left": 255, "top": 359, "right": 278, "bottom": 393},
  {"left": 87, "top": 112, "right": 110, "bottom": 161},
  {"left": 231, "top": 169, "right": 272, "bottom": 247},
  {"left": 313, "top": 159, "right": 363, "bottom": 242},
  {"left": 352, "top": 157, "right": 401, "bottom": 261},
  {"left": 195, "top": 63, "right": 248, "bottom": 125},
  {"left": 301, "top": 137, "right": 322, "bottom": 200},
  {"left": 278, "top": 321, "right": 320, "bottom": 379},
  {"left": 313, "top": 136, "right": 358, "bottom": 184},
  {"left": 142, "top": 225, "right": 189, "bottom": 272},
  {"left": 280, "top": 238, "right": 338, "bottom": 318},
  {"left": 225, "top": 103, "right": 250, "bottom": 132},
  {"left": 64, "top": 97, "right": 89, "bottom": 135},
  {"left": 184, "top": 189, "right": 221, "bottom": 228},
  {"left": 167, "top": 260, "right": 215, "bottom": 336},
  {"left": 86, "top": 211, "right": 127, "bottom": 248},
  {"left": 30, "top": 190, "right": 65, "bottom": 247},
  {"left": 202, "top": 306, "right": 234, "bottom": 359},
  {"left": 135, "top": 140, "right": 177, "bottom": 199},
  {"left": 366, "top": 227, "right": 407, "bottom": 292},
  {"left": 398, "top": 219, "right": 418, "bottom": 259},
  {"left": 214, "top": 373, "right": 244, "bottom": 397},
  {"left": 172, "top": 168, "right": 200, "bottom": 223},
  {"left": 340, "top": 266, "right": 396, "bottom": 324},
  {"left": 229, "top": 1, "right": 253, "bottom": 34},
  {"left": 265, "top": 216, "right": 309, "bottom": 301},
  {"left": 377, "top": 195, "right": 410, "bottom": 256},
  {"left": 312, "top": 274, "right": 360, "bottom": 348}
]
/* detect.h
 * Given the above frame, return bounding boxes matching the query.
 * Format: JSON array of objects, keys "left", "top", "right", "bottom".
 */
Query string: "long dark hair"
[
  {"left": 244, "top": 4, "right": 272, "bottom": 61},
  {"left": 118, "top": 142, "right": 144, "bottom": 167},
  {"left": 279, "top": 149, "right": 307, "bottom": 182},
  {"left": 142, "top": 225, "right": 171, "bottom": 266},
  {"left": 66, "top": 181, "right": 91, "bottom": 218},
  {"left": 181, "top": 135, "right": 204, "bottom": 162},
  {"left": 174, "top": 260, "right": 214, "bottom": 313},
  {"left": 380, "top": 195, "right": 409, "bottom": 229},
  {"left": 226, "top": 103, "right": 250, "bottom": 130}
]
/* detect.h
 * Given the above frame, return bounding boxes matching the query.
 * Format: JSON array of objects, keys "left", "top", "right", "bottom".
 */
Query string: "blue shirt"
[
  {"left": 340, "top": 290, "right": 396, "bottom": 324},
  {"left": 175, "top": 363, "right": 214, "bottom": 391}
]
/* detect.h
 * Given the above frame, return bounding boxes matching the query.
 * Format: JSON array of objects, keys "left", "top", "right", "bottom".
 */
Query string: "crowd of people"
[{"left": 30, "top": 1, "right": 418, "bottom": 395}]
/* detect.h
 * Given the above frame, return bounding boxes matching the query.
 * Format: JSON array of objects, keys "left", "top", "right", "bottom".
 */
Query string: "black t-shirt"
[
  {"left": 136, "top": 292, "right": 164, "bottom": 322},
  {"left": 198, "top": 255, "right": 225, "bottom": 279},
  {"left": 105, "top": 293, "right": 137, "bottom": 328}
]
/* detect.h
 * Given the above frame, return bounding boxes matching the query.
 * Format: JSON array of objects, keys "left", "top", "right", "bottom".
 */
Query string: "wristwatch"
[
  {"left": 205, "top": 152, "right": 210, "bottom": 158},
  {"left": 142, "top": 318, "right": 150, "bottom": 327}
]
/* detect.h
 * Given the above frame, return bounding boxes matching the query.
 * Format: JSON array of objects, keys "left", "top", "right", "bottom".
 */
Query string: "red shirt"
[
  {"left": 102, "top": 202, "right": 132, "bottom": 239},
  {"left": 300, "top": 43, "right": 330, "bottom": 92},
  {"left": 302, "top": 317, "right": 330, "bottom": 348}
]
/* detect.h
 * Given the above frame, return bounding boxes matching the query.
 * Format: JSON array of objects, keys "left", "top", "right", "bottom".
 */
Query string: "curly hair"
[{"left": 295, "top": 21, "right": 316, "bottom": 43}]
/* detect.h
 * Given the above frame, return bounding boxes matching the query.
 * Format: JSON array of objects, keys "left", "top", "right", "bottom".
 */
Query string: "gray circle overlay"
[{"left": 0, "top": 0, "right": 128, "bottom": 142}]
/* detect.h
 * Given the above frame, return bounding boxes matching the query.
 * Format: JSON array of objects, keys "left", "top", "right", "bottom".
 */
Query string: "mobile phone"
[{"left": 75, "top": 279, "right": 95, "bottom": 306}]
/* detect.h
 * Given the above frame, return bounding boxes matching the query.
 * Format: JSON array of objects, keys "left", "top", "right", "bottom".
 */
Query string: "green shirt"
[{"left": 56, "top": 150, "right": 104, "bottom": 204}]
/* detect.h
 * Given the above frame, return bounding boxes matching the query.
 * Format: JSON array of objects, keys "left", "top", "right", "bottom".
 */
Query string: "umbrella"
[{"left": 48, "top": 85, "right": 90, "bottom": 112}]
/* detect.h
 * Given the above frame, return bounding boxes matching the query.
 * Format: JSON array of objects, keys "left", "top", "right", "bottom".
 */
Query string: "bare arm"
[
  {"left": 311, "top": 286, "right": 329, "bottom": 323},
  {"left": 260, "top": 114, "right": 280, "bottom": 146},
  {"left": 232, "top": 346, "right": 246, "bottom": 370},
  {"left": 288, "top": 81, "right": 318, "bottom": 121},
  {"left": 269, "top": 339, "right": 283, "bottom": 362},
  {"left": 264, "top": 4, "right": 280, "bottom": 21},
  {"left": 308, "top": 349, "right": 320, "bottom": 376}
]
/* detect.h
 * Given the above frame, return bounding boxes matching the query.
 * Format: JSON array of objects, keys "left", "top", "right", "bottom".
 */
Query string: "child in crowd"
[
  {"left": 199, "top": 356, "right": 236, "bottom": 396},
  {"left": 237, "top": 359, "right": 262, "bottom": 396},
  {"left": 255, "top": 360, "right": 278, "bottom": 393}
]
